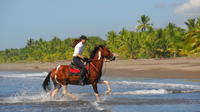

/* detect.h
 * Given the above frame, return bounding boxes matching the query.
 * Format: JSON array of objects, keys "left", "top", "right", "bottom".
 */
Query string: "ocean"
[{"left": 0, "top": 71, "right": 200, "bottom": 112}]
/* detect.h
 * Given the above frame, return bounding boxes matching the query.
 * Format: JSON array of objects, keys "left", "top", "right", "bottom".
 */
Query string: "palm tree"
[
  {"left": 185, "top": 18, "right": 197, "bottom": 30},
  {"left": 184, "top": 17, "right": 200, "bottom": 54},
  {"left": 165, "top": 22, "right": 177, "bottom": 36},
  {"left": 185, "top": 26, "right": 200, "bottom": 53},
  {"left": 164, "top": 22, "right": 185, "bottom": 57},
  {"left": 136, "top": 15, "right": 153, "bottom": 32},
  {"left": 26, "top": 38, "right": 35, "bottom": 47},
  {"left": 197, "top": 17, "right": 200, "bottom": 26}
]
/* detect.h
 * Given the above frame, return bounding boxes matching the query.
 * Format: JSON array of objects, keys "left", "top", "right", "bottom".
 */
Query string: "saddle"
[{"left": 68, "top": 62, "right": 89, "bottom": 76}]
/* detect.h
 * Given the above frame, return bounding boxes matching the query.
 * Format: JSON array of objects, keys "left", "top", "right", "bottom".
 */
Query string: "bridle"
[
  {"left": 88, "top": 56, "right": 111, "bottom": 73},
  {"left": 87, "top": 48, "right": 114, "bottom": 73}
]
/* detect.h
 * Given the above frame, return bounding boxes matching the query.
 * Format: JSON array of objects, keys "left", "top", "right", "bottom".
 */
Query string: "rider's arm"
[
  {"left": 74, "top": 44, "right": 84, "bottom": 59},
  {"left": 76, "top": 53, "right": 83, "bottom": 59}
]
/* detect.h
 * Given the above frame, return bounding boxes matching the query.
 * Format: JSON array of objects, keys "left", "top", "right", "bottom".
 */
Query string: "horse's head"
[{"left": 92, "top": 45, "right": 115, "bottom": 61}]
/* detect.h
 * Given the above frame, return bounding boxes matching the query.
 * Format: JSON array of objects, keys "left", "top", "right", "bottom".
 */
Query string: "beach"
[
  {"left": 0, "top": 57, "right": 200, "bottom": 79},
  {"left": 1, "top": 58, "right": 200, "bottom": 112}
]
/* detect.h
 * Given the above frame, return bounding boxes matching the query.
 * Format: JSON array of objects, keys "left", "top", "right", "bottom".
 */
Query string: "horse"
[{"left": 42, "top": 45, "right": 115, "bottom": 101}]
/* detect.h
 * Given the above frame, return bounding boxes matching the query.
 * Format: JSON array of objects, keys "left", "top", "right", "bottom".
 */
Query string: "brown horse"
[{"left": 42, "top": 45, "right": 115, "bottom": 101}]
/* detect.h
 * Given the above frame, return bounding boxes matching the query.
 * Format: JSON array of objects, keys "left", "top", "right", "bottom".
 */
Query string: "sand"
[{"left": 0, "top": 57, "right": 200, "bottom": 79}]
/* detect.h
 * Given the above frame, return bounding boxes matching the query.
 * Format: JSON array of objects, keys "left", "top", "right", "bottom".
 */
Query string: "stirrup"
[{"left": 79, "top": 80, "right": 85, "bottom": 86}]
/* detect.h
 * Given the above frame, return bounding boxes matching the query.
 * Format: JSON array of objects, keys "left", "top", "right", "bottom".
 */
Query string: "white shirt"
[{"left": 73, "top": 41, "right": 84, "bottom": 56}]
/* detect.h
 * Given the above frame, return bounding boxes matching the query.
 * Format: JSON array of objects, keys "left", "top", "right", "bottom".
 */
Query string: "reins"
[
  {"left": 88, "top": 58, "right": 108, "bottom": 74},
  {"left": 88, "top": 59, "right": 101, "bottom": 73},
  {"left": 89, "top": 62, "right": 99, "bottom": 73}
]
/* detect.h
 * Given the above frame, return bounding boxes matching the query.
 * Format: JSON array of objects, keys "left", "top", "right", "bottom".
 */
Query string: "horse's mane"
[{"left": 90, "top": 45, "right": 105, "bottom": 59}]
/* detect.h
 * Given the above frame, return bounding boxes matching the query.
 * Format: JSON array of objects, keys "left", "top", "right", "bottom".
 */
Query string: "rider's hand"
[{"left": 83, "top": 57, "right": 89, "bottom": 62}]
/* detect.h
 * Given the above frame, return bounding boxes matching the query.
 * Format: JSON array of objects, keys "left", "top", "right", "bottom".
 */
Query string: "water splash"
[{"left": 0, "top": 91, "right": 73, "bottom": 104}]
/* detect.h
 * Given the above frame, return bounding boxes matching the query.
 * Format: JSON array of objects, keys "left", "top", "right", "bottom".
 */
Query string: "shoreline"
[{"left": 0, "top": 57, "right": 200, "bottom": 79}]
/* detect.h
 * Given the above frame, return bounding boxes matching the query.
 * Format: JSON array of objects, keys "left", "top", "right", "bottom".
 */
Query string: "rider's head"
[{"left": 80, "top": 35, "right": 88, "bottom": 44}]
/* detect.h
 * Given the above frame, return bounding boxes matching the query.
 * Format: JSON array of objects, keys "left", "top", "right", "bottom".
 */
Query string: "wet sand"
[{"left": 0, "top": 57, "right": 200, "bottom": 79}]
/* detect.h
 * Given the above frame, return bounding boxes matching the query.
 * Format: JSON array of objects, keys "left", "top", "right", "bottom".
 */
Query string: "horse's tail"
[{"left": 42, "top": 71, "right": 52, "bottom": 92}]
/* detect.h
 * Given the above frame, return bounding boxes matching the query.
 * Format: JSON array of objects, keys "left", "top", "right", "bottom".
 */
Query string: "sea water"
[{"left": 0, "top": 72, "right": 200, "bottom": 112}]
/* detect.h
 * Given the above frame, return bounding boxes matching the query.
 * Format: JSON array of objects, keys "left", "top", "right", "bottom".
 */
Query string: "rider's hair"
[{"left": 72, "top": 38, "right": 81, "bottom": 48}]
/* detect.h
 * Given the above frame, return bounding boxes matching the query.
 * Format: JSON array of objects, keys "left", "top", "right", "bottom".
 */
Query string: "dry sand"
[{"left": 0, "top": 57, "right": 200, "bottom": 79}]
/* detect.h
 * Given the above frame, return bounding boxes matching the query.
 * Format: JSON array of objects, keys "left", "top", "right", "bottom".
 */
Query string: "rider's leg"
[
  {"left": 79, "top": 66, "right": 87, "bottom": 85},
  {"left": 73, "top": 57, "right": 87, "bottom": 85}
]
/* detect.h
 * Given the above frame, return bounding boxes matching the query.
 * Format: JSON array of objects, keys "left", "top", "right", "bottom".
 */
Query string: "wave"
[
  {"left": 111, "top": 81, "right": 200, "bottom": 90},
  {"left": 112, "top": 89, "right": 169, "bottom": 95},
  {"left": 0, "top": 72, "right": 47, "bottom": 79},
  {"left": 112, "top": 89, "right": 200, "bottom": 96}
]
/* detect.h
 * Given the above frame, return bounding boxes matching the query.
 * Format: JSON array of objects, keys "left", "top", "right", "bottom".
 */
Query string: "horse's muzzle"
[{"left": 109, "top": 56, "right": 115, "bottom": 61}]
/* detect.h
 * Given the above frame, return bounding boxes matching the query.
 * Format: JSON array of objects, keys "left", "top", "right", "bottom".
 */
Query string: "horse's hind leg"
[
  {"left": 62, "top": 85, "right": 78, "bottom": 101},
  {"left": 98, "top": 80, "right": 111, "bottom": 95},
  {"left": 50, "top": 79, "right": 61, "bottom": 97},
  {"left": 51, "top": 88, "right": 59, "bottom": 97}
]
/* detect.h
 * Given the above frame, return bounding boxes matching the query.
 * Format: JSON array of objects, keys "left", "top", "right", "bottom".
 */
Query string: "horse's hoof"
[
  {"left": 106, "top": 90, "right": 111, "bottom": 95},
  {"left": 96, "top": 98, "right": 101, "bottom": 103},
  {"left": 72, "top": 96, "right": 79, "bottom": 101}
]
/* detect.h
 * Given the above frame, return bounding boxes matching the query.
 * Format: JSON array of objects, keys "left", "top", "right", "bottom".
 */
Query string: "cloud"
[
  {"left": 154, "top": 2, "right": 179, "bottom": 9},
  {"left": 175, "top": 0, "right": 200, "bottom": 16},
  {"left": 154, "top": 3, "right": 167, "bottom": 8}
]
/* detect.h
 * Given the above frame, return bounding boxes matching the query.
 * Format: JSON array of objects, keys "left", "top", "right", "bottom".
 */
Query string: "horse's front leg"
[
  {"left": 98, "top": 80, "right": 111, "bottom": 95},
  {"left": 92, "top": 83, "right": 100, "bottom": 102}
]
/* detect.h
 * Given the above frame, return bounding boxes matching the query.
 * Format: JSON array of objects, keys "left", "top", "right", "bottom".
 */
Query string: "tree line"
[{"left": 0, "top": 15, "right": 200, "bottom": 63}]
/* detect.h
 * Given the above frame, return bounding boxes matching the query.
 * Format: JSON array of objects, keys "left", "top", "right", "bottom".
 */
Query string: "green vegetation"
[{"left": 0, "top": 15, "right": 200, "bottom": 63}]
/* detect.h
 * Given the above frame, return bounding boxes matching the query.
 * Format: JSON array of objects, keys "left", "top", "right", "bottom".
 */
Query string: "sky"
[{"left": 1, "top": 0, "right": 200, "bottom": 50}]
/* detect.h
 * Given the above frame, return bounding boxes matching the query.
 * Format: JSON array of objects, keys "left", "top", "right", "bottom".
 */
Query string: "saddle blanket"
[{"left": 69, "top": 64, "right": 88, "bottom": 76}]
